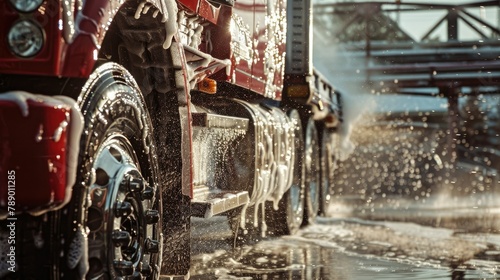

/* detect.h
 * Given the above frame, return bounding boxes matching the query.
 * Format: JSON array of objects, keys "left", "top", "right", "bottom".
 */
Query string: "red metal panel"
[
  {"left": 0, "top": 0, "right": 121, "bottom": 78},
  {"left": 61, "top": 0, "right": 114, "bottom": 77},
  {"left": 0, "top": 100, "right": 69, "bottom": 212},
  {"left": 250, "top": 0, "right": 286, "bottom": 100},
  {"left": 229, "top": 0, "right": 255, "bottom": 91},
  {"left": 177, "top": 0, "right": 199, "bottom": 12},
  {"left": 61, "top": 35, "right": 98, "bottom": 77},
  {"left": 198, "top": 0, "right": 221, "bottom": 24},
  {"left": 252, "top": 0, "right": 267, "bottom": 93}
]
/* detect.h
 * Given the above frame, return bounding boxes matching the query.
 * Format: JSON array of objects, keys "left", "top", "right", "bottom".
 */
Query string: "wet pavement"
[{"left": 189, "top": 203, "right": 500, "bottom": 280}]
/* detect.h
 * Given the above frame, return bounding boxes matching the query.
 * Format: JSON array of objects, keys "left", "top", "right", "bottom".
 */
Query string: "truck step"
[
  {"left": 192, "top": 112, "right": 248, "bottom": 130},
  {"left": 191, "top": 188, "right": 249, "bottom": 219}
]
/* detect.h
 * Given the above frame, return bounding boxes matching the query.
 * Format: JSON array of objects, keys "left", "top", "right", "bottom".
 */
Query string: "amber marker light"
[{"left": 199, "top": 78, "right": 217, "bottom": 94}]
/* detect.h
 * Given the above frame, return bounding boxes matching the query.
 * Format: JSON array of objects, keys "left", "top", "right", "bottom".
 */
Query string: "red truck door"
[
  {"left": 232, "top": 0, "right": 256, "bottom": 90},
  {"left": 252, "top": 0, "right": 286, "bottom": 99}
]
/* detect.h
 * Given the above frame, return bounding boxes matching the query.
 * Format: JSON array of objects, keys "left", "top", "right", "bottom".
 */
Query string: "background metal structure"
[{"left": 314, "top": 1, "right": 500, "bottom": 175}]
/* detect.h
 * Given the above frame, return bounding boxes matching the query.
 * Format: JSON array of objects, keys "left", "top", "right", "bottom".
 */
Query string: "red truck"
[{"left": 0, "top": 0, "right": 341, "bottom": 278}]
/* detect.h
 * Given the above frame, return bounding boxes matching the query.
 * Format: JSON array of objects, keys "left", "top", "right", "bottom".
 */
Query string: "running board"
[
  {"left": 192, "top": 112, "right": 248, "bottom": 130},
  {"left": 191, "top": 188, "right": 249, "bottom": 219}
]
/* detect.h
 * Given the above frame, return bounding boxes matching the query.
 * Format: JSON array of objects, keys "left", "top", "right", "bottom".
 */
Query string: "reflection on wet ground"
[
  {"left": 190, "top": 225, "right": 448, "bottom": 280},
  {"left": 191, "top": 200, "right": 500, "bottom": 280}
]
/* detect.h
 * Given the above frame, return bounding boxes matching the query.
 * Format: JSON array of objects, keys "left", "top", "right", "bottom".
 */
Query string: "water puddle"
[{"left": 190, "top": 215, "right": 500, "bottom": 279}]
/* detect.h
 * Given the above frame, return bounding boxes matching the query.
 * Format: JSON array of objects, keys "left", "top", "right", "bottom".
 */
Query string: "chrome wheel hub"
[{"left": 87, "top": 136, "right": 159, "bottom": 279}]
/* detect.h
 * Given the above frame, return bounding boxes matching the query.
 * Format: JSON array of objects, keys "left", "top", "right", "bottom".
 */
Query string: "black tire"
[
  {"left": 303, "top": 118, "right": 321, "bottom": 225},
  {"left": 73, "top": 63, "right": 161, "bottom": 279},
  {"left": 266, "top": 110, "right": 304, "bottom": 236},
  {"left": 319, "top": 127, "right": 339, "bottom": 217},
  {"left": 100, "top": 5, "right": 191, "bottom": 274}
]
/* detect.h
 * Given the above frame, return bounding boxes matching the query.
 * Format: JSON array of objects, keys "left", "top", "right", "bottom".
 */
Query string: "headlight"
[
  {"left": 8, "top": 20, "right": 44, "bottom": 58},
  {"left": 8, "top": 0, "right": 43, "bottom": 13}
]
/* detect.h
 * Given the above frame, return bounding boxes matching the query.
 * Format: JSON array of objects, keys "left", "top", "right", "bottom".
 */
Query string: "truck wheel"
[
  {"left": 77, "top": 63, "right": 161, "bottom": 279},
  {"left": 303, "top": 118, "right": 320, "bottom": 225},
  {"left": 319, "top": 127, "right": 338, "bottom": 216},
  {"left": 266, "top": 110, "right": 304, "bottom": 236}
]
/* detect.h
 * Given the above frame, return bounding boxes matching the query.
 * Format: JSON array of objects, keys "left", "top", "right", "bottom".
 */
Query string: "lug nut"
[
  {"left": 115, "top": 201, "right": 133, "bottom": 217},
  {"left": 145, "top": 210, "right": 160, "bottom": 224},
  {"left": 112, "top": 230, "right": 131, "bottom": 247},
  {"left": 128, "top": 177, "right": 145, "bottom": 193},
  {"left": 145, "top": 238, "right": 159, "bottom": 253},
  {"left": 141, "top": 186, "right": 155, "bottom": 200}
]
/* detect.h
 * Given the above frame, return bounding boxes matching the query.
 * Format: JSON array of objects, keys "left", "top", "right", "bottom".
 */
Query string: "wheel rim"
[
  {"left": 87, "top": 136, "right": 159, "bottom": 278},
  {"left": 286, "top": 110, "right": 304, "bottom": 233},
  {"left": 288, "top": 136, "right": 304, "bottom": 228},
  {"left": 305, "top": 120, "right": 320, "bottom": 220},
  {"left": 290, "top": 181, "right": 302, "bottom": 215},
  {"left": 320, "top": 131, "right": 332, "bottom": 215}
]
